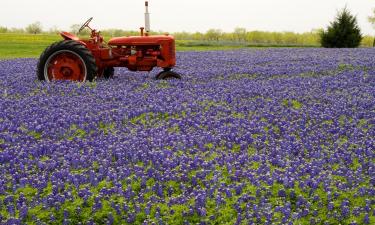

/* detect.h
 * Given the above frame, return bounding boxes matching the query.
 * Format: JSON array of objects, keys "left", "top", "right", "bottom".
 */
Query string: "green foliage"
[
  {"left": 67, "top": 124, "right": 87, "bottom": 140},
  {"left": 16, "top": 185, "right": 38, "bottom": 199},
  {"left": 291, "top": 100, "right": 303, "bottom": 110},
  {"left": 320, "top": 7, "right": 362, "bottom": 48},
  {"left": 282, "top": 99, "right": 303, "bottom": 110},
  {"left": 28, "top": 130, "right": 42, "bottom": 139},
  {"left": 98, "top": 121, "right": 115, "bottom": 135},
  {"left": 2, "top": 156, "right": 374, "bottom": 224}
]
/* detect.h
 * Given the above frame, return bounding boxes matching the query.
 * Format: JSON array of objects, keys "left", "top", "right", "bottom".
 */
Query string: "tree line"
[
  {"left": 0, "top": 22, "right": 321, "bottom": 46},
  {"left": 1, "top": 8, "right": 374, "bottom": 47}
]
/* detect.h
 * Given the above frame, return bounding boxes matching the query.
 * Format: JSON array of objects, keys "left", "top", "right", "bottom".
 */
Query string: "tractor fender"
[{"left": 60, "top": 31, "right": 87, "bottom": 47}]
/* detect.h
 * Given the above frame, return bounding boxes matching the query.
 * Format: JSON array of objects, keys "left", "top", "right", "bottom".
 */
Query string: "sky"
[{"left": 1, "top": 0, "right": 374, "bottom": 35}]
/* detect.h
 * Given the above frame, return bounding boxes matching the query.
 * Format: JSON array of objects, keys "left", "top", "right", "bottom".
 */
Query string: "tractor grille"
[{"left": 170, "top": 41, "right": 175, "bottom": 59}]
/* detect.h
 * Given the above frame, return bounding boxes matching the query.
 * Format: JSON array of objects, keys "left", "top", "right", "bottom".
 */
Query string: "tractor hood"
[{"left": 108, "top": 35, "right": 174, "bottom": 46}]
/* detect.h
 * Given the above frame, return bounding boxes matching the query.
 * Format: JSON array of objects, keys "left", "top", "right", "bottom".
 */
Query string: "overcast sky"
[{"left": 1, "top": 0, "right": 374, "bottom": 35}]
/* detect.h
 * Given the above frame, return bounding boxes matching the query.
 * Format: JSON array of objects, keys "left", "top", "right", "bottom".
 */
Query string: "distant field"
[
  {"left": 0, "top": 33, "right": 251, "bottom": 59},
  {"left": 0, "top": 33, "right": 60, "bottom": 59},
  {"left": 0, "top": 33, "right": 320, "bottom": 59},
  {"left": 0, "top": 33, "right": 372, "bottom": 59}
]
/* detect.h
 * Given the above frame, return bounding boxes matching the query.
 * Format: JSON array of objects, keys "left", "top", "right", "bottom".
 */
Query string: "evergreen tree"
[{"left": 320, "top": 7, "right": 362, "bottom": 48}]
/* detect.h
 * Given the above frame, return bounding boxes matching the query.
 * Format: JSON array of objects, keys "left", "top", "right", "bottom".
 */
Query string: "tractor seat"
[{"left": 60, "top": 31, "right": 80, "bottom": 41}]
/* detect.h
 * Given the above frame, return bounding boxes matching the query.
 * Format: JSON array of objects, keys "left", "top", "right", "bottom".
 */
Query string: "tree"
[
  {"left": 205, "top": 29, "right": 222, "bottom": 41},
  {"left": 10, "top": 28, "right": 25, "bottom": 33},
  {"left": 70, "top": 24, "right": 81, "bottom": 34},
  {"left": 320, "top": 7, "right": 362, "bottom": 48},
  {"left": 368, "top": 8, "right": 375, "bottom": 47},
  {"left": 234, "top": 27, "right": 247, "bottom": 42},
  {"left": 101, "top": 29, "right": 126, "bottom": 37},
  {"left": 26, "top": 22, "right": 42, "bottom": 34},
  {"left": 191, "top": 32, "right": 204, "bottom": 41},
  {"left": 70, "top": 24, "right": 90, "bottom": 35},
  {"left": 48, "top": 26, "right": 60, "bottom": 34},
  {"left": 369, "top": 9, "right": 375, "bottom": 27}
]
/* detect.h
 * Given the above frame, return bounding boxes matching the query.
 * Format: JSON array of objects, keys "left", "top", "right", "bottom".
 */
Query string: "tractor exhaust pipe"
[{"left": 145, "top": 1, "right": 151, "bottom": 33}]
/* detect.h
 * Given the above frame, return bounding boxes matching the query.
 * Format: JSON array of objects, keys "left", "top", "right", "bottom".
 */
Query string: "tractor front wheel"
[
  {"left": 37, "top": 40, "right": 97, "bottom": 82},
  {"left": 156, "top": 69, "right": 181, "bottom": 80}
]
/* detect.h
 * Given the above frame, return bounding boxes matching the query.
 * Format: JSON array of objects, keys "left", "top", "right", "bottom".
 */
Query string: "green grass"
[
  {"left": 0, "top": 33, "right": 310, "bottom": 59},
  {"left": 0, "top": 33, "right": 252, "bottom": 59},
  {"left": 0, "top": 33, "right": 60, "bottom": 59}
]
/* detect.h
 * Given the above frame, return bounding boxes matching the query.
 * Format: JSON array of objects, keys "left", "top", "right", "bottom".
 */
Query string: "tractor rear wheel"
[
  {"left": 156, "top": 70, "right": 181, "bottom": 80},
  {"left": 37, "top": 40, "right": 97, "bottom": 82}
]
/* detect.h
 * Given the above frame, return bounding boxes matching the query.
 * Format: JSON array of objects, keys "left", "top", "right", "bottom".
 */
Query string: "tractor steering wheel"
[{"left": 78, "top": 17, "right": 93, "bottom": 33}]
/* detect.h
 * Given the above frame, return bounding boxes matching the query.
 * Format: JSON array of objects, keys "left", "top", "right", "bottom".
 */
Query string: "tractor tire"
[
  {"left": 156, "top": 70, "right": 181, "bottom": 80},
  {"left": 103, "top": 67, "right": 115, "bottom": 79},
  {"left": 37, "top": 40, "right": 97, "bottom": 82}
]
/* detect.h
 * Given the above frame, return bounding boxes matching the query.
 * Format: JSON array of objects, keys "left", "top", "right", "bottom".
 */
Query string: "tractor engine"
[{"left": 105, "top": 35, "right": 176, "bottom": 72}]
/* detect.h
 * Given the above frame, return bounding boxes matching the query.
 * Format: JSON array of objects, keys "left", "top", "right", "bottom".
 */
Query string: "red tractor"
[{"left": 37, "top": 1, "right": 180, "bottom": 82}]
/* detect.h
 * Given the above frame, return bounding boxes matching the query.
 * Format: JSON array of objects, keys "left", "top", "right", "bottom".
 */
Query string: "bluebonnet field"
[{"left": 0, "top": 48, "right": 374, "bottom": 224}]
